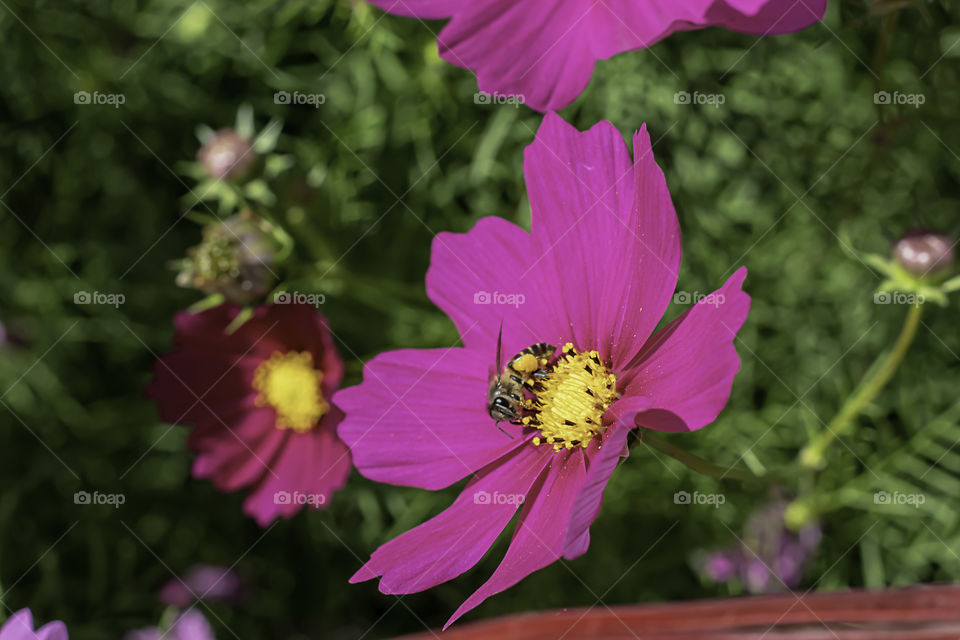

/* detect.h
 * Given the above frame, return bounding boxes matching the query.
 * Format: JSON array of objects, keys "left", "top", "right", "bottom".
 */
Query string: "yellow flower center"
[
  {"left": 252, "top": 351, "right": 328, "bottom": 432},
  {"left": 523, "top": 343, "right": 619, "bottom": 452}
]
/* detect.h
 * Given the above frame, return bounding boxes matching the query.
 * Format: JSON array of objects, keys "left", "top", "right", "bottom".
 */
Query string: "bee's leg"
[{"left": 495, "top": 421, "right": 515, "bottom": 439}]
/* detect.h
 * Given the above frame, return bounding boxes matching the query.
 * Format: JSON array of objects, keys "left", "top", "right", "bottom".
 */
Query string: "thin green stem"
[
  {"left": 639, "top": 431, "right": 770, "bottom": 485},
  {"left": 800, "top": 303, "right": 923, "bottom": 469}
]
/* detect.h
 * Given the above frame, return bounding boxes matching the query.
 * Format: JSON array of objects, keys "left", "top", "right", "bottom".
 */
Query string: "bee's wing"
[{"left": 495, "top": 321, "right": 504, "bottom": 372}]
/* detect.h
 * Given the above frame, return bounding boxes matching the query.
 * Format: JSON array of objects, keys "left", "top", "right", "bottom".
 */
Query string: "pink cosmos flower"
[
  {"left": 337, "top": 113, "right": 751, "bottom": 626},
  {"left": 368, "top": 0, "right": 827, "bottom": 112},
  {"left": 0, "top": 610, "right": 67, "bottom": 640},
  {"left": 125, "top": 611, "right": 215, "bottom": 640},
  {"left": 147, "top": 303, "right": 351, "bottom": 526},
  {"left": 159, "top": 565, "right": 243, "bottom": 608}
]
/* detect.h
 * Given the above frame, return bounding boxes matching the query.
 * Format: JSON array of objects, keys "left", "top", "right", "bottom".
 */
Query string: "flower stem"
[
  {"left": 638, "top": 431, "right": 769, "bottom": 485},
  {"left": 799, "top": 303, "right": 923, "bottom": 469}
]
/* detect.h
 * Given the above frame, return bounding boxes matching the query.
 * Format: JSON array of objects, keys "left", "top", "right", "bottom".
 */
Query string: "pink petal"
[
  {"left": 243, "top": 415, "right": 349, "bottom": 526},
  {"left": 169, "top": 610, "right": 215, "bottom": 640},
  {"left": 146, "top": 353, "right": 260, "bottom": 426},
  {"left": 35, "top": 622, "right": 68, "bottom": 640},
  {"left": 351, "top": 443, "right": 550, "bottom": 594},
  {"left": 622, "top": 267, "right": 751, "bottom": 432},
  {"left": 563, "top": 424, "right": 631, "bottom": 560},
  {"left": 524, "top": 114, "right": 681, "bottom": 368},
  {"left": 428, "top": 0, "right": 825, "bottom": 112},
  {"left": 445, "top": 448, "right": 586, "bottom": 628},
  {"left": 188, "top": 407, "right": 288, "bottom": 492},
  {"left": 425, "top": 216, "right": 548, "bottom": 353},
  {"left": 0, "top": 611, "right": 68, "bottom": 640},
  {"left": 588, "top": 1, "right": 827, "bottom": 62},
  {"left": 367, "top": 0, "right": 461, "bottom": 19},
  {"left": 437, "top": 0, "right": 598, "bottom": 112},
  {"left": 336, "top": 347, "right": 520, "bottom": 490},
  {"left": 0, "top": 611, "right": 34, "bottom": 640}
]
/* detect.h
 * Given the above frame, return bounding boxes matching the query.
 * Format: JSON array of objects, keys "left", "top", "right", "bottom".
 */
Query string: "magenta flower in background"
[
  {"left": 159, "top": 565, "right": 243, "bottom": 608},
  {"left": 125, "top": 611, "right": 215, "bottom": 640},
  {"left": 147, "top": 303, "right": 351, "bottom": 526},
  {"left": 367, "top": 0, "right": 827, "bottom": 112},
  {"left": 702, "top": 500, "right": 822, "bottom": 594},
  {"left": 0, "top": 610, "right": 67, "bottom": 640},
  {"left": 337, "top": 113, "right": 751, "bottom": 626}
]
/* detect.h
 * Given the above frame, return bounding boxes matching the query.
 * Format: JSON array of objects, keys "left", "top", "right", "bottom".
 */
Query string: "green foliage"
[{"left": 1, "top": 0, "right": 960, "bottom": 638}]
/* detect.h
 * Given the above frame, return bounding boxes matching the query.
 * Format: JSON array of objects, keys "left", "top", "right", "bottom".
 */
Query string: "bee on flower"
[{"left": 336, "top": 113, "right": 751, "bottom": 626}]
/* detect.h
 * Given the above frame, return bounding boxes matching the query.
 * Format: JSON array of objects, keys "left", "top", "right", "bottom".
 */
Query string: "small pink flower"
[
  {"left": 148, "top": 303, "right": 351, "bottom": 526},
  {"left": 159, "top": 565, "right": 243, "bottom": 608},
  {"left": 368, "top": 0, "right": 826, "bottom": 112},
  {"left": 337, "top": 113, "right": 750, "bottom": 626},
  {"left": 125, "top": 611, "right": 215, "bottom": 640},
  {"left": 0, "top": 610, "right": 68, "bottom": 640}
]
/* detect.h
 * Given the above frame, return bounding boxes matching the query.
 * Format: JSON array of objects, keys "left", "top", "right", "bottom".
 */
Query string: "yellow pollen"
[
  {"left": 252, "top": 350, "right": 328, "bottom": 432},
  {"left": 527, "top": 343, "right": 618, "bottom": 452}
]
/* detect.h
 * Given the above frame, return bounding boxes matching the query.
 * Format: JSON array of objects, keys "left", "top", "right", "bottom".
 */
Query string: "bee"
[{"left": 487, "top": 324, "right": 556, "bottom": 438}]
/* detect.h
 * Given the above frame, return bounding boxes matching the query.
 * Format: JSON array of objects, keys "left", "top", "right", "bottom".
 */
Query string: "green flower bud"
[{"left": 176, "top": 211, "right": 276, "bottom": 304}]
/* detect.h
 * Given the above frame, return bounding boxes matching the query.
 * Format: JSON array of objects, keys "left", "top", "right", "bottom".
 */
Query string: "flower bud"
[
  {"left": 893, "top": 230, "right": 954, "bottom": 277},
  {"left": 176, "top": 211, "right": 276, "bottom": 304},
  {"left": 197, "top": 128, "right": 255, "bottom": 181}
]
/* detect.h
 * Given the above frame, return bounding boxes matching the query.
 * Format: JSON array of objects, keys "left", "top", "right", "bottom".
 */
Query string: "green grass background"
[{"left": 1, "top": 0, "right": 960, "bottom": 637}]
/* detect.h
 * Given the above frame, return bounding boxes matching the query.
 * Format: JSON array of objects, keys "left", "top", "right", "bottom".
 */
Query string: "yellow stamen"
[
  {"left": 252, "top": 350, "right": 328, "bottom": 432},
  {"left": 529, "top": 343, "right": 618, "bottom": 452}
]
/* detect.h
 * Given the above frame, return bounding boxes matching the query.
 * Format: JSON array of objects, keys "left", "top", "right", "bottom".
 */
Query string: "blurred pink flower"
[
  {"left": 159, "top": 565, "right": 243, "bottom": 608},
  {"left": 147, "top": 304, "right": 351, "bottom": 526},
  {"left": 368, "top": 0, "right": 827, "bottom": 111},
  {"left": 125, "top": 611, "right": 215, "bottom": 640},
  {"left": 0, "top": 610, "right": 67, "bottom": 640},
  {"left": 703, "top": 500, "right": 822, "bottom": 594},
  {"left": 338, "top": 113, "right": 750, "bottom": 626}
]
